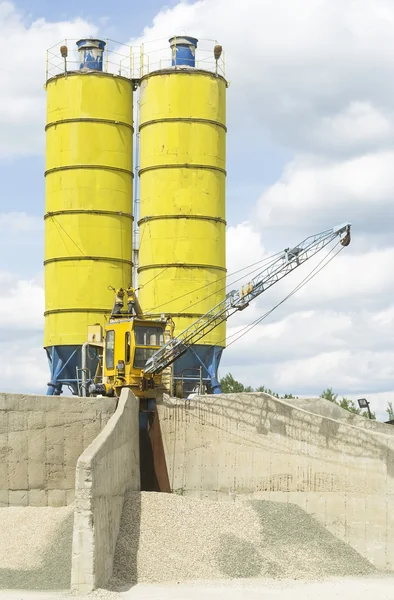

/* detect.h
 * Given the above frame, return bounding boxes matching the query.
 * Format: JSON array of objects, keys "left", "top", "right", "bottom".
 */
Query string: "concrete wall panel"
[
  {"left": 71, "top": 389, "right": 140, "bottom": 593},
  {"left": 0, "top": 393, "right": 115, "bottom": 507}
]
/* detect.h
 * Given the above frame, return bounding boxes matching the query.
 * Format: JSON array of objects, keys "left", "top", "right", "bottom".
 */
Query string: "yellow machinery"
[
  {"left": 98, "top": 316, "right": 167, "bottom": 399},
  {"left": 44, "top": 39, "right": 134, "bottom": 395},
  {"left": 138, "top": 36, "right": 228, "bottom": 395},
  {"left": 91, "top": 288, "right": 167, "bottom": 399}
]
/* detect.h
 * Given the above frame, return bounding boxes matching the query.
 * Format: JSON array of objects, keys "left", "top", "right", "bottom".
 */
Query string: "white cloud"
[
  {"left": 0, "top": 270, "right": 47, "bottom": 394},
  {"left": 256, "top": 152, "right": 394, "bottom": 237},
  {"left": 0, "top": 2, "right": 97, "bottom": 158},
  {"left": 226, "top": 222, "right": 267, "bottom": 275},
  {"left": 0, "top": 338, "right": 48, "bottom": 394},
  {"left": 131, "top": 0, "right": 394, "bottom": 154},
  {"left": 0, "top": 271, "right": 44, "bottom": 331},
  {"left": 316, "top": 102, "right": 394, "bottom": 154},
  {"left": 6, "top": 0, "right": 394, "bottom": 160}
]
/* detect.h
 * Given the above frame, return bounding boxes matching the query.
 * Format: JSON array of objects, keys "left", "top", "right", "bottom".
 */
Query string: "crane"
[{"left": 88, "top": 222, "right": 351, "bottom": 399}]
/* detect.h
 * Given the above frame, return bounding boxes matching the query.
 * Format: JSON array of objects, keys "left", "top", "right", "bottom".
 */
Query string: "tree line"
[{"left": 220, "top": 373, "right": 394, "bottom": 421}]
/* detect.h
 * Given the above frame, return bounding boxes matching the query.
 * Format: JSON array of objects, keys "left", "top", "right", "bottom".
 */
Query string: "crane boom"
[{"left": 143, "top": 223, "right": 351, "bottom": 376}]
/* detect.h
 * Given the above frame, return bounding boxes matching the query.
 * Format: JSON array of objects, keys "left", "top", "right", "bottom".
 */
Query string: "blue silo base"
[
  {"left": 45, "top": 345, "right": 100, "bottom": 396},
  {"left": 172, "top": 344, "right": 224, "bottom": 397}
]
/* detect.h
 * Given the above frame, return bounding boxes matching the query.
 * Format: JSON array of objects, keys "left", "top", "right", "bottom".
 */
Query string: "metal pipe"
[{"left": 81, "top": 342, "right": 89, "bottom": 397}]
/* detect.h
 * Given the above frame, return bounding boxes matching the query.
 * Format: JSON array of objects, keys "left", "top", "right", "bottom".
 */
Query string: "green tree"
[
  {"left": 255, "top": 385, "right": 279, "bottom": 398},
  {"left": 220, "top": 373, "right": 253, "bottom": 393},
  {"left": 320, "top": 389, "right": 376, "bottom": 420},
  {"left": 220, "top": 377, "right": 376, "bottom": 420},
  {"left": 362, "top": 409, "right": 376, "bottom": 420},
  {"left": 387, "top": 402, "right": 394, "bottom": 420},
  {"left": 320, "top": 387, "right": 338, "bottom": 403},
  {"left": 338, "top": 397, "right": 361, "bottom": 414}
]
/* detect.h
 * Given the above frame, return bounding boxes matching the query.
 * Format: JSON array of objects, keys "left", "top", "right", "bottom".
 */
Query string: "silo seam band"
[
  {"left": 45, "top": 210, "right": 134, "bottom": 220},
  {"left": 45, "top": 118, "right": 134, "bottom": 132},
  {"left": 45, "top": 165, "right": 134, "bottom": 177},
  {"left": 46, "top": 71, "right": 132, "bottom": 84},
  {"left": 44, "top": 308, "right": 110, "bottom": 316},
  {"left": 138, "top": 215, "right": 226, "bottom": 226},
  {"left": 139, "top": 118, "right": 227, "bottom": 132},
  {"left": 140, "top": 69, "right": 227, "bottom": 83},
  {"left": 138, "top": 263, "right": 227, "bottom": 273},
  {"left": 139, "top": 164, "right": 226, "bottom": 176},
  {"left": 44, "top": 256, "right": 133, "bottom": 265}
]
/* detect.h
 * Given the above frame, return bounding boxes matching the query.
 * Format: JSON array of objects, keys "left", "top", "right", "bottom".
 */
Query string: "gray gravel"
[
  {"left": 0, "top": 504, "right": 74, "bottom": 589},
  {"left": 111, "top": 492, "right": 375, "bottom": 588}
]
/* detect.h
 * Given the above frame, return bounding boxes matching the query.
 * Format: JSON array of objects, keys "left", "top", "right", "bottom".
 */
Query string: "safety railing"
[
  {"left": 46, "top": 36, "right": 226, "bottom": 82},
  {"left": 46, "top": 38, "right": 137, "bottom": 81},
  {"left": 139, "top": 36, "right": 226, "bottom": 78}
]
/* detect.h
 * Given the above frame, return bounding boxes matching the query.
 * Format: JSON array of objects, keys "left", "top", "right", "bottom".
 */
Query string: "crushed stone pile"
[
  {"left": 111, "top": 492, "right": 376, "bottom": 587},
  {"left": 0, "top": 504, "right": 74, "bottom": 589}
]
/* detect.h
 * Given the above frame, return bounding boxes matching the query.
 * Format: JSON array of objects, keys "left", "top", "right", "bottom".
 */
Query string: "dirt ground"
[{"left": 1, "top": 575, "right": 394, "bottom": 600}]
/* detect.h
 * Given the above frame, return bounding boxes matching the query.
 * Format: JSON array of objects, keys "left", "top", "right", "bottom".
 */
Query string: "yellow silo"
[
  {"left": 138, "top": 36, "right": 227, "bottom": 395},
  {"left": 44, "top": 39, "right": 133, "bottom": 395}
]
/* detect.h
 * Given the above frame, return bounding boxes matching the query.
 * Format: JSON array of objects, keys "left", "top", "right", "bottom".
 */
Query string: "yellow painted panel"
[
  {"left": 45, "top": 73, "right": 133, "bottom": 349},
  {"left": 140, "top": 122, "right": 225, "bottom": 170},
  {"left": 140, "top": 71, "right": 226, "bottom": 124},
  {"left": 138, "top": 220, "right": 225, "bottom": 266},
  {"left": 139, "top": 265, "right": 225, "bottom": 314},
  {"left": 47, "top": 72, "right": 133, "bottom": 125},
  {"left": 139, "top": 169, "right": 225, "bottom": 219},
  {"left": 138, "top": 266, "right": 226, "bottom": 346},
  {"left": 46, "top": 122, "right": 132, "bottom": 171},
  {"left": 44, "top": 258, "right": 131, "bottom": 347},
  {"left": 46, "top": 169, "right": 132, "bottom": 213},
  {"left": 45, "top": 261, "right": 131, "bottom": 311},
  {"left": 45, "top": 214, "right": 132, "bottom": 261},
  {"left": 44, "top": 312, "right": 110, "bottom": 347}
]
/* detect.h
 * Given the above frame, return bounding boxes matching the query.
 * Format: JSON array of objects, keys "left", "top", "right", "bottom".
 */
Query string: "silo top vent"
[
  {"left": 169, "top": 36, "right": 198, "bottom": 68},
  {"left": 76, "top": 38, "right": 106, "bottom": 71}
]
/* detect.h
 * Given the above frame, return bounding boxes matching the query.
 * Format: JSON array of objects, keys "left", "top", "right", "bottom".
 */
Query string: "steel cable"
[{"left": 217, "top": 242, "right": 344, "bottom": 352}]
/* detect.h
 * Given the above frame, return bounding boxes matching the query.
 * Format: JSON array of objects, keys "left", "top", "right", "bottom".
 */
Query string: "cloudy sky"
[{"left": 1, "top": 0, "right": 394, "bottom": 419}]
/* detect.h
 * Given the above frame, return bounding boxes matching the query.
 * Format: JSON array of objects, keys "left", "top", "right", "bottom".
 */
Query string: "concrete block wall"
[
  {"left": 157, "top": 393, "right": 394, "bottom": 571},
  {"left": 0, "top": 393, "right": 115, "bottom": 507},
  {"left": 71, "top": 389, "right": 140, "bottom": 593}
]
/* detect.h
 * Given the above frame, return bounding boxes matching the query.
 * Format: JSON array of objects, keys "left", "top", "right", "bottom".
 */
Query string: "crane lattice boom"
[{"left": 143, "top": 223, "right": 351, "bottom": 376}]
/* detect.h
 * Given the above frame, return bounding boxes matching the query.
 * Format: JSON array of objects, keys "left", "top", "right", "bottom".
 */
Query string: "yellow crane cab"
[{"left": 91, "top": 316, "right": 168, "bottom": 399}]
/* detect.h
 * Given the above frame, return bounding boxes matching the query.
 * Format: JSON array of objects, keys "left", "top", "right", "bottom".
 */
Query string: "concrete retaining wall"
[
  {"left": 0, "top": 393, "right": 115, "bottom": 507},
  {"left": 71, "top": 389, "right": 140, "bottom": 593},
  {"left": 157, "top": 393, "right": 394, "bottom": 571}
]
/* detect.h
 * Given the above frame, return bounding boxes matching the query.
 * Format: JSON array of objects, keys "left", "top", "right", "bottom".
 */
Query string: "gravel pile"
[
  {"left": 111, "top": 492, "right": 375, "bottom": 587},
  {"left": 0, "top": 504, "right": 74, "bottom": 589}
]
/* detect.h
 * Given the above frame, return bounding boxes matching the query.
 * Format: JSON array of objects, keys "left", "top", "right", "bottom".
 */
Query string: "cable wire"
[
  {"left": 51, "top": 216, "right": 86, "bottom": 256},
  {"left": 219, "top": 242, "right": 344, "bottom": 351},
  {"left": 174, "top": 251, "right": 292, "bottom": 316},
  {"left": 225, "top": 243, "right": 343, "bottom": 348},
  {"left": 139, "top": 267, "right": 169, "bottom": 290},
  {"left": 142, "top": 250, "right": 284, "bottom": 314}
]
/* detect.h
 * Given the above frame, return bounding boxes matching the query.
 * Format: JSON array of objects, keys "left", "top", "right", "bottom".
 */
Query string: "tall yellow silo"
[
  {"left": 138, "top": 36, "right": 227, "bottom": 395},
  {"left": 44, "top": 39, "right": 133, "bottom": 395}
]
